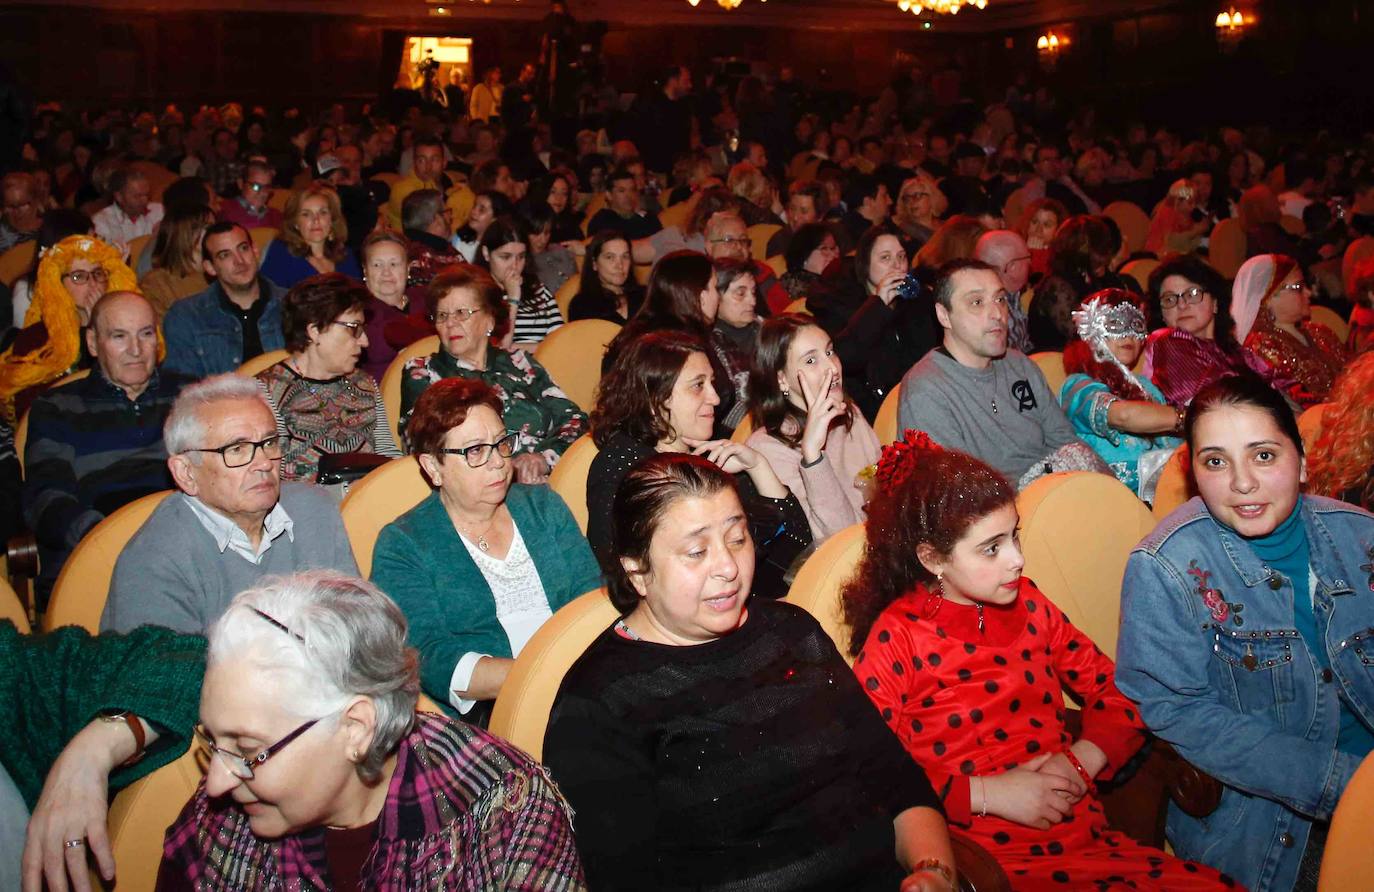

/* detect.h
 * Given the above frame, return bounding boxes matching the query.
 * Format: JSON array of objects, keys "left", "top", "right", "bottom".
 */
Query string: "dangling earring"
[
  {"left": 921, "top": 572, "right": 945, "bottom": 620},
  {"left": 486, "top": 327, "right": 494, "bottom": 336},
  {"left": 781, "top": 386, "right": 790, "bottom": 397}
]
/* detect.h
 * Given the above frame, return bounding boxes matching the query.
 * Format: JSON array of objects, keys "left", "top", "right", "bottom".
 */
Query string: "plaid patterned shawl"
[{"left": 159, "top": 712, "right": 585, "bottom": 890}]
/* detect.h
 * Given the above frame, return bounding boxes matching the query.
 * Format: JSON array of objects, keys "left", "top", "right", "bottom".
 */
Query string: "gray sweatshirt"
[
  {"left": 898, "top": 348, "right": 1084, "bottom": 483},
  {"left": 101, "top": 483, "right": 358, "bottom": 634}
]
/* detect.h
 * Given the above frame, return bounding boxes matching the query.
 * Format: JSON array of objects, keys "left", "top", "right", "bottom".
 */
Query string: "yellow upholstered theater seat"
[
  {"left": 731, "top": 415, "right": 754, "bottom": 444},
  {"left": 658, "top": 199, "right": 695, "bottom": 231},
  {"left": 0, "top": 240, "right": 36, "bottom": 288},
  {"left": 1103, "top": 201, "right": 1150, "bottom": 255},
  {"left": 1308, "top": 305, "right": 1349, "bottom": 344},
  {"left": 380, "top": 335, "right": 439, "bottom": 447},
  {"left": 580, "top": 193, "right": 607, "bottom": 235},
  {"left": 1030, "top": 351, "right": 1067, "bottom": 396},
  {"left": 248, "top": 227, "right": 279, "bottom": 265},
  {"left": 554, "top": 275, "right": 581, "bottom": 319},
  {"left": 1319, "top": 752, "right": 1374, "bottom": 892},
  {"left": 1016, "top": 472, "right": 1156, "bottom": 658},
  {"left": 1120, "top": 258, "right": 1159, "bottom": 293},
  {"left": 533, "top": 319, "right": 619, "bottom": 413},
  {"left": 1297, "top": 402, "right": 1329, "bottom": 453},
  {"left": 765, "top": 255, "right": 787, "bottom": 277},
  {"left": 125, "top": 234, "right": 154, "bottom": 267},
  {"left": 236, "top": 348, "right": 289, "bottom": 378},
  {"left": 16, "top": 369, "right": 91, "bottom": 474},
  {"left": 0, "top": 576, "right": 29, "bottom": 632},
  {"left": 1208, "top": 219, "right": 1247, "bottom": 279},
  {"left": 784, "top": 297, "right": 808, "bottom": 315},
  {"left": 43, "top": 490, "right": 173, "bottom": 633},
  {"left": 783, "top": 523, "right": 867, "bottom": 664},
  {"left": 874, "top": 385, "right": 902, "bottom": 446},
  {"left": 547, "top": 434, "right": 598, "bottom": 535},
  {"left": 747, "top": 224, "right": 782, "bottom": 260},
  {"left": 488, "top": 588, "right": 619, "bottom": 760},
  {"left": 1152, "top": 445, "right": 1193, "bottom": 521},
  {"left": 339, "top": 456, "right": 431, "bottom": 577}
]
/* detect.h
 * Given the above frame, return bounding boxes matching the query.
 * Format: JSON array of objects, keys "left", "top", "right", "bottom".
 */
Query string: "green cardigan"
[
  {"left": 1, "top": 621, "right": 206, "bottom": 808},
  {"left": 370, "top": 484, "right": 602, "bottom": 715}
]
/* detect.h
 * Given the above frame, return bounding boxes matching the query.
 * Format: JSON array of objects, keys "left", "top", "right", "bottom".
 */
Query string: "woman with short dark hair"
[
  {"left": 587, "top": 330, "right": 810, "bottom": 599},
  {"left": 373, "top": 378, "right": 600, "bottom": 724},
  {"left": 257, "top": 273, "right": 399, "bottom": 482},
  {"left": 544, "top": 452, "right": 953, "bottom": 891}
]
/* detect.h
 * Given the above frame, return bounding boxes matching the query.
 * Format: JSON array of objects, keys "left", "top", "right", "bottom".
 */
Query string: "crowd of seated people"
[{"left": 3, "top": 51, "right": 1374, "bottom": 892}]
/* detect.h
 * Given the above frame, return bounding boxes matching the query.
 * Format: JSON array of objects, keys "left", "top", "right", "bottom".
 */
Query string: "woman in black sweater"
[
  {"left": 586, "top": 329, "right": 811, "bottom": 600},
  {"left": 544, "top": 452, "right": 955, "bottom": 892}
]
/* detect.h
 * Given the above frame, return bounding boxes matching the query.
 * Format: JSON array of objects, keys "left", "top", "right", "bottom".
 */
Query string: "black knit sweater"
[{"left": 544, "top": 600, "right": 943, "bottom": 891}]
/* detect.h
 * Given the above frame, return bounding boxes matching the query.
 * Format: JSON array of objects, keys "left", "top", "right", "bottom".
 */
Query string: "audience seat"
[
  {"left": 553, "top": 275, "right": 580, "bottom": 319},
  {"left": 1151, "top": 445, "right": 1194, "bottom": 521},
  {"left": 16, "top": 369, "right": 92, "bottom": 474},
  {"left": 236, "top": 348, "right": 290, "bottom": 378},
  {"left": 874, "top": 384, "right": 902, "bottom": 446},
  {"left": 533, "top": 318, "right": 619, "bottom": 412},
  {"left": 1029, "top": 351, "right": 1067, "bottom": 395},
  {"left": 547, "top": 434, "right": 598, "bottom": 535},
  {"left": 1319, "top": 752, "right": 1374, "bottom": 892},
  {"left": 731, "top": 415, "right": 754, "bottom": 443},
  {"left": 783, "top": 522, "right": 867, "bottom": 664},
  {"left": 633, "top": 263, "right": 652, "bottom": 286},
  {"left": 339, "top": 455, "right": 430, "bottom": 577},
  {"left": 0, "top": 240, "right": 36, "bottom": 288},
  {"left": 746, "top": 224, "right": 782, "bottom": 260},
  {"left": 248, "top": 227, "right": 279, "bottom": 266},
  {"left": 1297, "top": 402, "right": 1329, "bottom": 452},
  {"left": 580, "top": 193, "right": 607, "bottom": 234},
  {"left": 42, "top": 490, "right": 172, "bottom": 633},
  {"left": 380, "top": 334, "right": 439, "bottom": 446},
  {"left": 1103, "top": 201, "right": 1150, "bottom": 255},
  {"left": 1119, "top": 258, "right": 1159, "bottom": 293},
  {"left": 764, "top": 255, "right": 786, "bottom": 277},
  {"left": 1015, "top": 471, "right": 1155, "bottom": 659},
  {"left": 0, "top": 575, "right": 30, "bottom": 632},
  {"left": 658, "top": 199, "right": 695, "bottom": 231},
  {"left": 1208, "top": 219, "right": 1247, "bottom": 279},
  {"left": 267, "top": 189, "right": 291, "bottom": 213},
  {"left": 1019, "top": 289, "right": 1033, "bottom": 315},
  {"left": 784, "top": 297, "right": 808, "bottom": 314},
  {"left": 1308, "top": 305, "right": 1349, "bottom": 343},
  {"left": 125, "top": 234, "right": 154, "bottom": 268},
  {"left": 488, "top": 587, "right": 619, "bottom": 760}
]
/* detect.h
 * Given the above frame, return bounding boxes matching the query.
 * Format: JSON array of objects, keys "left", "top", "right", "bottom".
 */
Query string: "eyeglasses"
[
  {"left": 1159, "top": 286, "right": 1208, "bottom": 309},
  {"left": 708, "top": 236, "right": 752, "bottom": 249},
  {"left": 183, "top": 434, "right": 285, "bottom": 468},
  {"left": 900, "top": 191, "right": 931, "bottom": 202},
  {"left": 438, "top": 432, "right": 518, "bottom": 468},
  {"left": 246, "top": 182, "right": 272, "bottom": 194},
  {"left": 63, "top": 268, "right": 110, "bottom": 286},
  {"left": 1276, "top": 282, "right": 1309, "bottom": 295},
  {"left": 330, "top": 320, "right": 365, "bottom": 338},
  {"left": 431, "top": 307, "right": 483, "bottom": 325},
  {"left": 195, "top": 718, "right": 319, "bottom": 781}
]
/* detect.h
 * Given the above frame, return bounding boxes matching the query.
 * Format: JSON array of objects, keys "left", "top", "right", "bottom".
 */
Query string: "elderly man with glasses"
[
  {"left": 217, "top": 160, "right": 282, "bottom": 231},
  {"left": 704, "top": 211, "right": 790, "bottom": 314},
  {"left": 100, "top": 373, "right": 357, "bottom": 635}
]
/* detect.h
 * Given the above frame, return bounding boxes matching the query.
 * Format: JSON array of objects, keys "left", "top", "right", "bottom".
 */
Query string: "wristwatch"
[{"left": 96, "top": 710, "right": 146, "bottom": 767}]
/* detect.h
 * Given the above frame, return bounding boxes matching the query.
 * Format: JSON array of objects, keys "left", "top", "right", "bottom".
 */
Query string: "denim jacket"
[
  {"left": 1117, "top": 495, "right": 1374, "bottom": 892},
  {"left": 162, "top": 279, "right": 286, "bottom": 379}
]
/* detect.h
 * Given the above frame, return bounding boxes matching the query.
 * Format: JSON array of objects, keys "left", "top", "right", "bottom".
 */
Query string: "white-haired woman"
[{"left": 155, "top": 571, "right": 585, "bottom": 891}]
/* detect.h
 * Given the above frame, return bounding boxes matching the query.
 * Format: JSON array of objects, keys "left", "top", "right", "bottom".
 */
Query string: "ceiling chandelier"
[
  {"left": 686, "top": 0, "right": 765, "bottom": 8},
  {"left": 892, "top": 0, "right": 988, "bottom": 15}
]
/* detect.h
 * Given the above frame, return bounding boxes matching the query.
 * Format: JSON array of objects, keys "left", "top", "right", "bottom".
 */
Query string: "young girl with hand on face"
[{"left": 843, "top": 432, "right": 1237, "bottom": 891}]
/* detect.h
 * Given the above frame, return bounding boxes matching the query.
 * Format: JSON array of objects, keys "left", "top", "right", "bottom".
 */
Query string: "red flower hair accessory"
[{"left": 874, "top": 429, "right": 942, "bottom": 491}]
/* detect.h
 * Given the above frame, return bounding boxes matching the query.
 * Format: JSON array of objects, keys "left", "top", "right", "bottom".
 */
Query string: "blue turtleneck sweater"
[{"left": 1243, "top": 497, "right": 1373, "bottom": 757}]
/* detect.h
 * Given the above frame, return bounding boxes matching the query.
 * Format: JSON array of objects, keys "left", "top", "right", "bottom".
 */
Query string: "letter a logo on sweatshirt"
[{"left": 1011, "top": 379, "right": 1037, "bottom": 413}]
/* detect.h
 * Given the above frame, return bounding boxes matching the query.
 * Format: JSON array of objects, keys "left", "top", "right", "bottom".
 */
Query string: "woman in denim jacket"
[{"left": 1117, "top": 374, "right": 1374, "bottom": 892}]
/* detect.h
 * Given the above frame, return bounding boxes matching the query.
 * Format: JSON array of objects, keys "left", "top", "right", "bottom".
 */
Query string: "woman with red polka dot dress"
[{"left": 842, "top": 432, "right": 1238, "bottom": 891}]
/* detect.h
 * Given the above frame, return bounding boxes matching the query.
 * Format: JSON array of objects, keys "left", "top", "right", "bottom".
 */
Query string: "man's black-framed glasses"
[
  {"left": 438, "top": 432, "right": 518, "bottom": 468},
  {"left": 183, "top": 435, "right": 285, "bottom": 468}
]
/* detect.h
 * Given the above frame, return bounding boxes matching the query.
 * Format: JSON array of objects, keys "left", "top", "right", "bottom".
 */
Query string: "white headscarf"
[{"left": 1231, "top": 254, "right": 1280, "bottom": 344}]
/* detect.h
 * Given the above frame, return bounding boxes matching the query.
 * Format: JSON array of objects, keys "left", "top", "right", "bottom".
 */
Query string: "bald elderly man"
[
  {"left": 22, "top": 292, "right": 190, "bottom": 595},
  {"left": 974, "top": 229, "right": 1035, "bottom": 353}
]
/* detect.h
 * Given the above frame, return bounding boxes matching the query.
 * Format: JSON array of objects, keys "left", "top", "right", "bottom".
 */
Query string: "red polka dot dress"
[{"left": 857, "top": 579, "right": 1240, "bottom": 891}]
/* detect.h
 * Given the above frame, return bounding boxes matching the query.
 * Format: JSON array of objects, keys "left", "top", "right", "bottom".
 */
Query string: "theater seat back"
[
  {"left": 43, "top": 490, "right": 173, "bottom": 633},
  {"left": 340, "top": 456, "right": 431, "bottom": 577},
  {"left": 380, "top": 335, "right": 440, "bottom": 447},
  {"left": 1320, "top": 752, "right": 1374, "bottom": 891},
  {"left": 488, "top": 589, "right": 619, "bottom": 760},
  {"left": 532, "top": 319, "right": 620, "bottom": 413},
  {"left": 1016, "top": 472, "right": 1155, "bottom": 658},
  {"left": 547, "top": 434, "right": 598, "bottom": 535},
  {"left": 784, "top": 523, "right": 867, "bottom": 664}
]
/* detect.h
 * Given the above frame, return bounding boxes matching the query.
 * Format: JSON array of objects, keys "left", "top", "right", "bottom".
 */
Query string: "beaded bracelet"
[{"left": 1063, "top": 748, "right": 1096, "bottom": 792}]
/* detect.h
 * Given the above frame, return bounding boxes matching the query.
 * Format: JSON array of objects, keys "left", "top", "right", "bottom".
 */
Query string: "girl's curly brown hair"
[{"left": 841, "top": 444, "right": 1014, "bottom": 657}]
